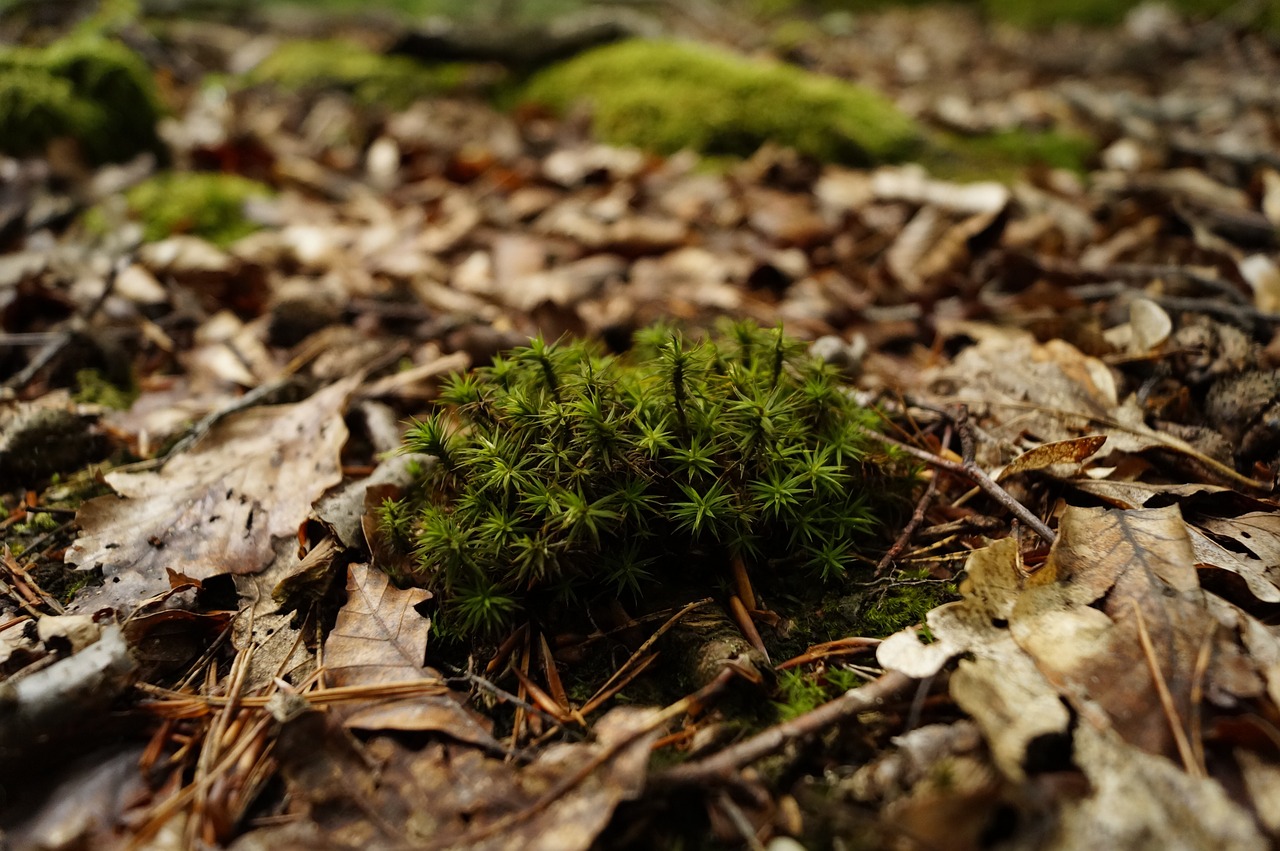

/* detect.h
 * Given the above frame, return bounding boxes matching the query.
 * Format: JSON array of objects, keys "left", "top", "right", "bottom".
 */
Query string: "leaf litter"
[{"left": 3, "top": 1, "right": 1280, "bottom": 848}]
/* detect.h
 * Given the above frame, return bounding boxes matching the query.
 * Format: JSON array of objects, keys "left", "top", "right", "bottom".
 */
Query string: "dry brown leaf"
[
  {"left": 1053, "top": 724, "right": 1265, "bottom": 851},
  {"left": 66, "top": 376, "right": 359, "bottom": 613},
  {"left": 1014, "top": 506, "right": 1214, "bottom": 763},
  {"left": 323, "top": 563, "right": 495, "bottom": 747},
  {"left": 323, "top": 563, "right": 432, "bottom": 688},
  {"left": 1188, "top": 526, "right": 1280, "bottom": 604},
  {"left": 879, "top": 539, "right": 1071, "bottom": 780},
  {"left": 996, "top": 435, "right": 1107, "bottom": 481},
  {"left": 266, "top": 705, "right": 660, "bottom": 851},
  {"left": 1198, "top": 513, "right": 1280, "bottom": 567},
  {"left": 927, "top": 325, "right": 1260, "bottom": 488},
  {"left": 1066, "top": 479, "right": 1232, "bottom": 509}
]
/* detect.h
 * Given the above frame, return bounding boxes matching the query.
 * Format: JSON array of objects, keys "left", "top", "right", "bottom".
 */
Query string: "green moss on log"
[
  {"left": 0, "top": 34, "right": 163, "bottom": 164},
  {"left": 250, "top": 38, "right": 473, "bottom": 108},
  {"left": 521, "top": 39, "right": 922, "bottom": 165},
  {"left": 922, "top": 128, "right": 1096, "bottom": 182},
  {"left": 983, "top": 0, "right": 1280, "bottom": 29},
  {"left": 122, "top": 172, "right": 273, "bottom": 246}
]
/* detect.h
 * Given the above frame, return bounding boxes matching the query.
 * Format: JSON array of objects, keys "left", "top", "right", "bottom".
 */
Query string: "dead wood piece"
[
  {"left": 860, "top": 405, "right": 1057, "bottom": 546},
  {"left": 0, "top": 625, "right": 137, "bottom": 772}
]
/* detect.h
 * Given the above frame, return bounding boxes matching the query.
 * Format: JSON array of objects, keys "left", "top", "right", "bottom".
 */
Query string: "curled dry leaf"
[{"left": 995, "top": 434, "right": 1108, "bottom": 482}]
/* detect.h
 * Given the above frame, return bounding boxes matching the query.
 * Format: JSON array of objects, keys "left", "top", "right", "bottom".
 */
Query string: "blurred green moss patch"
[
  {"left": 521, "top": 39, "right": 923, "bottom": 165},
  {"left": 0, "top": 33, "right": 165, "bottom": 164},
  {"left": 922, "top": 128, "right": 1097, "bottom": 182},
  {"left": 982, "top": 0, "right": 1280, "bottom": 29},
  {"left": 248, "top": 38, "right": 477, "bottom": 108},
  {"left": 95, "top": 171, "right": 274, "bottom": 246}
]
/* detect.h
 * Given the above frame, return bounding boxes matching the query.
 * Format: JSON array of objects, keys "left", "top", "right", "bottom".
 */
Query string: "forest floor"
[{"left": 4, "top": 2, "right": 1280, "bottom": 849}]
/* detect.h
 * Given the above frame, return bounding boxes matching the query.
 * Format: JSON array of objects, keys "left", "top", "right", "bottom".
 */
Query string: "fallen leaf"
[
  {"left": 1014, "top": 506, "right": 1214, "bottom": 763},
  {"left": 323, "top": 563, "right": 495, "bottom": 747},
  {"left": 996, "top": 435, "right": 1107, "bottom": 481},
  {"left": 323, "top": 563, "right": 432, "bottom": 688},
  {"left": 265, "top": 705, "right": 661, "bottom": 851},
  {"left": 66, "top": 376, "right": 359, "bottom": 613}
]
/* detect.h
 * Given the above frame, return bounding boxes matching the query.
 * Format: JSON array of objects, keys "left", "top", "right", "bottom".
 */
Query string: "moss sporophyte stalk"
[{"left": 383, "top": 321, "right": 913, "bottom": 638}]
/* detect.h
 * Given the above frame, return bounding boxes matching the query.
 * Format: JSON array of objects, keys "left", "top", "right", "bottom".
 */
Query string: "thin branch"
[
  {"left": 655, "top": 669, "right": 914, "bottom": 787},
  {"left": 859, "top": 408, "right": 1057, "bottom": 546},
  {"left": 876, "top": 442, "right": 943, "bottom": 576}
]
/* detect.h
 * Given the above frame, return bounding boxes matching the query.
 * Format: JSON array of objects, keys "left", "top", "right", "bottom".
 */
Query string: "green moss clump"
[
  {"left": 859, "top": 570, "right": 956, "bottom": 637},
  {"left": 74, "top": 368, "right": 138, "bottom": 410},
  {"left": 124, "top": 172, "right": 272, "bottom": 245},
  {"left": 250, "top": 39, "right": 473, "bottom": 108},
  {"left": 922, "top": 128, "right": 1096, "bottom": 182},
  {"left": 983, "top": 0, "right": 1280, "bottom": 29},
  {"left": 386, "top": 321, "right": 914, "bottom": 638},
  {"left": 0, "top": 34, "right": 164, "bottom": 164},
  {"left": 521, "top": 39, "right": 922, "bottom": 165}
]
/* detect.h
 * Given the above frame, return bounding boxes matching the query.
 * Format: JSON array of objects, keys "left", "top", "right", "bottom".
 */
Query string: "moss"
[
  {"left": 921, "top": 128, "right": 1096, "bottom": 182},
  {"left": 983, "top": 0, "right": 1279, "bottom": 29},
  {"left": 772, "top": 666, "right": 861, "bottom": 721},
  {"left": 249, "top": 39, "right": 474, "bottom": 108},
  {"left": 520, "top": 39, "right": 922, "bottom": 166},
  {"left": 0, "top": 34, "right": 164, "bottom": 164},
  {"left": 859, "top": 571, "right": 956, "bottom": 637},
  {"left": 124, "top": 171, "right": 272, "bottom": 245},
  {"left": 74, "top": 368, "right": 138, "bottom": 410},
  {"left": 390, "top": 321, "right": 915, "bottom": 638}
]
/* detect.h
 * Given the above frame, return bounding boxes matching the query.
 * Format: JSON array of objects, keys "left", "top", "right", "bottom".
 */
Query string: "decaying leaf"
[
  {"left": 882, "top": 505, "right": 1277, "bottom": 844},
  {"left": 324, "top": 563, "right": 432, "bottom": 688},
  {"left": 323, "top": 563, "right": 495, "bottom": 746},
  {"left": 66, "top": 376, "right": 359, "bottom": 613},
  {"left": 1014, "top": 506, "right": 1214, "bottom": 764},
  {"left": 996, "top": 435, "right": 1107, "bottom": 481},
  {"left": 879, "top": 539, "right": 1071, "bottom": 779},
  {"left": 263, "top": 705, "right": 661, "bottom": 851}
]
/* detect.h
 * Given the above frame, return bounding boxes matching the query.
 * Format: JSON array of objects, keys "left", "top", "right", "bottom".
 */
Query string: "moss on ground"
[
  {"left": 0, "top": 34, "right": 164, "bottom": 164},
  {"left": 105, "top": 171, "right": 273, "bottom": 245},
  {"left": 860, "top": 570, "right": 956, "bottom": 636},
  {"left": 74, "top": 368, "right": 138, "bottom": 410},
  {"left": 922, "top": 128, "right": 1097, "bottom": 181},
  {"left": 982, "top": 0, "right": 1279, "bottom": 28},
  {"left": 249, "top": 39, "right": 475, "bottom": 108},
  {"left": 520, "top": 39, "right": 922, "bottom": 166}
]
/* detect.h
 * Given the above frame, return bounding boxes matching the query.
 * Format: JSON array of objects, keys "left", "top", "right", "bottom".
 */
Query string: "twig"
[
  {"left": 446, "top": 669, "right": 583, "bottom": 739},
  {"left": 715, "top": 791, "right": 768, "bottom": 851},
  {"left": 876, "top": 455, "right": 942, "bottom": 576},
  {"left": 421, "top": 666, "right": 742, "bottom": 850},
  {"left": 580, "top": 597, "right": 712, "bottom": 715},
  {"left": 655, "top": 669, "right": 914, "bottom": 787},
  {"left": 859, "top": 406, "right": 1057, "bottom": 546},
  {"left": 728, "top": 595, "right": 769, "bottom": 664}
]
